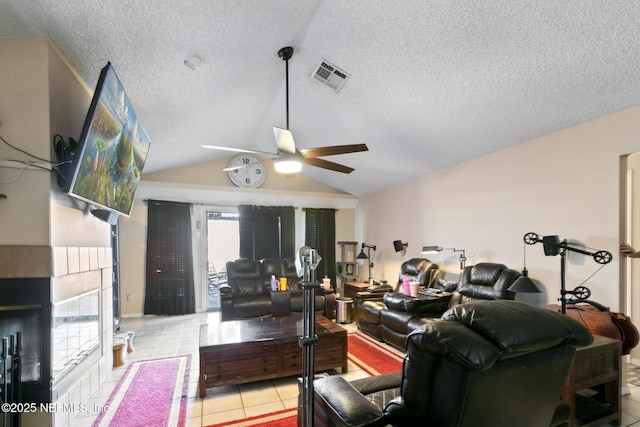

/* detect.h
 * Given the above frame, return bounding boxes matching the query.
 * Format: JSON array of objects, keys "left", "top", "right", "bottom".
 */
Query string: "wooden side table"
[
  {"left": 344, "top": 282, "right": 370, "bottom": 300},
  {"left": 562, "top": 335, "right": 621, "bottom": 427}
]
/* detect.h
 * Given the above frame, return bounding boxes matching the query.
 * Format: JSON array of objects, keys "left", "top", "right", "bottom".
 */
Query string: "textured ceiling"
[{"left": 1, "top": 1, "right": 639, "bottom": 196}]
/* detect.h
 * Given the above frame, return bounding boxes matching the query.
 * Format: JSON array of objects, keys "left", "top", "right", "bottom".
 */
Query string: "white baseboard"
[
  {"left": 622, "top": 384, "right": 631, "bottom": 396},
  {"left": 121, "top": 313, "right": 144, "bottom": 318}
]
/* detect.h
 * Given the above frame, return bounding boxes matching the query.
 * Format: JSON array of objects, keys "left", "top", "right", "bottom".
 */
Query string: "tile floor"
[{"left": 71, "top": 311, "right": 640, "bottom": 427}]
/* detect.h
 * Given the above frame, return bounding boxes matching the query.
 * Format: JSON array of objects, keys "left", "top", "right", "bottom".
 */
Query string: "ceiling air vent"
[{"left": 310, "top": 60, "right": 350, "bottom": 92}]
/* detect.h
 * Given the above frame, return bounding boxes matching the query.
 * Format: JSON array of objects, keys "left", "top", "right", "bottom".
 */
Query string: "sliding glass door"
[{"left": 206, "top": 212, "right": 239, "bottom": 310}]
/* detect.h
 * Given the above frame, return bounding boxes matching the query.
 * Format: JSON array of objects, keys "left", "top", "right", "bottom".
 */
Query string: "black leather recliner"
[
  {"left": 313, "top": 300, "right": 594, "bottom": 427},
  {"left": 260, "top": 257, "right": 299, "bottom": 289},
  {"left": 451, "top": 261, "right": 522, "bottom": 304},
  {"left": 261, "top": 257, "right": 336, "bottom": 318},
  {"left": 405, "top": 262, "right": 522, "bottom": 337},
  {"left": 220, "top": 258, "right": 336, "bottom": 320},
  {"left": 354, "top": 258, "right": 438, "bottom": 340},
  {"left": 366, "top": 262, "right": 521, "bottom": 349},
  {"left": 220, "top": 258, "right": 271, "bottom": 320}
]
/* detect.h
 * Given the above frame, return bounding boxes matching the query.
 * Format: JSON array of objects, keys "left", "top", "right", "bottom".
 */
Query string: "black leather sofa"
[
  {"left": 356, "top": 262, "right": 522, "bottom": 349},
  {"left": 354, "top": 258, "right": 439, "bottom": 341},
  {"left": 220, "top": 258, "right": 335, "bottom": 321},
  {"left": 313, "top": 300, "right": 594, "bottom": 427}
]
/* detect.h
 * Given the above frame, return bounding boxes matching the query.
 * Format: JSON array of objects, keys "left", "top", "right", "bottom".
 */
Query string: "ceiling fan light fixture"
[{"left": 274, "top": 154, "right": 302, "bottom": 174}]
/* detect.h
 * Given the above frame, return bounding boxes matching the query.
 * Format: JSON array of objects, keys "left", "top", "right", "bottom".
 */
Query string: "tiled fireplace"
[
  {"left": 0, "top": 277, "right": 52, "bottom": 403},
  {"left": 52, "top": 288, "right": 100, "bottom": 380},
  {"left": 0, "top": 245, "right": 113, "bottom": 427}
]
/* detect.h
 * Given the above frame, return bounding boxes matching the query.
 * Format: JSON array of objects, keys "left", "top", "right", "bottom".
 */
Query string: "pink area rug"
[
  {"left": 206, "top": 332, "right": 403, "bottom": 427},
  {"left": 93, "top": 355, "right": 191, "bottom": 427}
]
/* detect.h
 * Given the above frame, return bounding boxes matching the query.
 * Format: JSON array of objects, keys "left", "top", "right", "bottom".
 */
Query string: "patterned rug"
[
  {"left": 93, "top": 355, "right": 191, "bottom": 427},
  {"left": 205, "top": 332, "right": 403, "bottom": 427}
]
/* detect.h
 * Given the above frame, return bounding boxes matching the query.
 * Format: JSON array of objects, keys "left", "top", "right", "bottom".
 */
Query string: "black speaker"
[
  {"left": 90, "top": 209, "right": 120, "bottom": 225},
  {"left": 542, "top": 235, "right": 561, "bottom": 256},
  {"left": 54, "top": 137, "right": 77, "bottom": 191},
  {"left": 393, "top": 240, "right": 405, "bottom": 252}
]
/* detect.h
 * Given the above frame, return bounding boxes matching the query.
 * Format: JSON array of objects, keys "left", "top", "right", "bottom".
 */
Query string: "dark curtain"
[
  {"left": 238, "top": 205, "right": 295, "bottom": 259},
  {"left": 305, "top": 208, "right": 336, "bottom": 285},
  {"left": 144, "top": 200, "right": 196, "bottom": 315}
]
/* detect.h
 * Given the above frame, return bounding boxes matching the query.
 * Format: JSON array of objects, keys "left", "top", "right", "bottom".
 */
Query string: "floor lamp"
[
  {"left": 421, "top": 246, "right": 467, "bottom": 271},
  {"left": 298, "top": 246, "right": 322, "bottom": 427},
  {"left": 523, "top": 232, "right": 612, "bottom": 313},
  {"left": 357, "top": 243, "right": 376, "bottom": 282}
]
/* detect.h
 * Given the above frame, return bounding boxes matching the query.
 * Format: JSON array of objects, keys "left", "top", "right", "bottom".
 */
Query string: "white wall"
[
  {"left": 0, "top": 37, "right": 51, "bottom": 245},
  {"left": 119, "top": 202, "right": 148, "bottom": 315},
  {"left": 358, "top": 105, "right": 640, "bottom": 312}
]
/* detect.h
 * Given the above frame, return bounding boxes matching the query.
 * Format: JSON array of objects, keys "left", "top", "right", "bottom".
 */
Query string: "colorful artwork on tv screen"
[{"left": 68, "top": 62, "right": 150, "bottom": 217}]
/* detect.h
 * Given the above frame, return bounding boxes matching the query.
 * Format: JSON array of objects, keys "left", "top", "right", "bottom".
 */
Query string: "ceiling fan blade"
[
  {"left": 299, "top": 144, "right": 369, "bottom": 158},
  {"left": 273, "top": 127, "right": 296, "bottom": 154},
  {"left": 201, "top": 145, "right": 277, "bottom": 157},
  {"left": 302, "top": 157, "right": 355, "bottom": 174}
]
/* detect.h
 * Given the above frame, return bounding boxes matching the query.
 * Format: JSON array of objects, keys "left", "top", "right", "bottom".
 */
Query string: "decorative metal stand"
[
  {"left": 524, "top": 232, "right": 612, "bottom": 313},
  {"left": 298, "top": 247, "right": 322, "bottom": 427}
]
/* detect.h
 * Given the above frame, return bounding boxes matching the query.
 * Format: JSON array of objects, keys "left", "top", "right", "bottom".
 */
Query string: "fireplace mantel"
[{"left": 0, "top": 245, "right": 52, "bottom": 278}]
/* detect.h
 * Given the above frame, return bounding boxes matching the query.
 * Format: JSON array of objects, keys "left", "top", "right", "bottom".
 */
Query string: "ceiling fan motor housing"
[{"left": 278, "top": 46, "right": 293, "bottom": 61}]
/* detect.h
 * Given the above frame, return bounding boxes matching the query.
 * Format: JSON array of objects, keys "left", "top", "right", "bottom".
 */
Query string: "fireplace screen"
[
  {"left": 0, "top": 306, "right": 41, "bottom": 383},
  {"left": 52, "top": 290, "right": 100, "bottom": 379}
]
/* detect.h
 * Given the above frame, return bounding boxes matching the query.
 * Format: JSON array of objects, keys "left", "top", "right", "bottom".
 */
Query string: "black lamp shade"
[
  {"left": 509, "top": 277, "right": 540, "bottom": 293},
  {"left": 508, "top": 270, "right": 541, "bottom": 293},
  {"left": 357, "top": 250, "right": 369, "bottom": 260}
]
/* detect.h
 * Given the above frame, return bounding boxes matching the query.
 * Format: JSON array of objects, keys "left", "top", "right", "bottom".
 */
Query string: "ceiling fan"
[{"left": 202, "top": 46, "right": 368, "bottom": 174}]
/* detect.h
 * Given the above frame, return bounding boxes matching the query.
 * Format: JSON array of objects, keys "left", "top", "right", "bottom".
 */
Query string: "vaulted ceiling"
[{"left": 2, "top": 1, "right": 639, "bottom": 196}]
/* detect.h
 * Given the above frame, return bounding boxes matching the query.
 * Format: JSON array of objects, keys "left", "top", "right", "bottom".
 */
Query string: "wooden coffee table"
[{"left": 199, "top": 314, "right": 348, "bottom": 397}]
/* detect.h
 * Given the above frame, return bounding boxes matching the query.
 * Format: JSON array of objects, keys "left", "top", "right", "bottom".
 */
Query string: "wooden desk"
[
  {"left": 344, "top": 282, "right": 370, "bottom": 300},
  {"left": 562, "top": 335, "right": 621, "bottom": 427}
]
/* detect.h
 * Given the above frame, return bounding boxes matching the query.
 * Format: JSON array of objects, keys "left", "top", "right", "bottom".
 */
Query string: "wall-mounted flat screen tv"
[{"left": 65, "top": 62, "right": 150, "bottom": 217}]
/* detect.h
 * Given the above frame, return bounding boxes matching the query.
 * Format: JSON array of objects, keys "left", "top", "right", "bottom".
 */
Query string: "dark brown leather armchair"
[{"left": 313, "top": 300, "right": 593, "bottom": 427}]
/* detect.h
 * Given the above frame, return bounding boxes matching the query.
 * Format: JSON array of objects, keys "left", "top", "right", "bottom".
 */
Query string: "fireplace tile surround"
[{"left": 0, "top": 245, "right": 114, "bottom": 427}]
